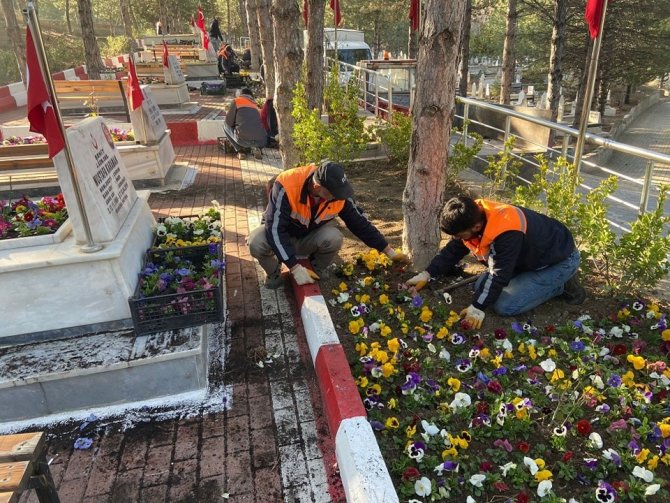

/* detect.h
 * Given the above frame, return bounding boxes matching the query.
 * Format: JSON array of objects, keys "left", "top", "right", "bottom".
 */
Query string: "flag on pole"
[
  {"left": 162, "top": 41, "right": 169, "bottom": 68},
  {"left": 303, "top": 0, "right": 309, "bottom": 27},
  {"left": 196, "top": 7, "right": 206, "bottom": 32},
  {"left": 26, "top": 25, "right": 64, "bottom": 159},
  {"left": 329, "top": 0, "right": 342, "bottom": 26},
  {"left": 409, "top": 0, "right": 420, "bottom": 32},
  {"left": 585, "top": 0, "right": 606, "bottom": 39},
  {"left": 126, "top": 57, "right": 144, "bottom": 111}
]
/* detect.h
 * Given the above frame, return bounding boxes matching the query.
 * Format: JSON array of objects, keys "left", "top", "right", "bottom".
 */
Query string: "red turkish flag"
[
  {"left": 329, "top": 0, "right": 341, "bottom": 26},
  {"left": 196, "top": 7, "right": 206, "bottom": 32},
  {"left": 409, "top": 0, "right": 420, "bottom": 32},
  {"left": 126, "top": 57, "right": 144, "bottom": 111},
  {"left": 303, "top": 0, "right": 309, "bottom": 27},
  {"left": 162, "top": 41, "right": 169, "bottom": 68},
  {"left": 26, "top": 25, "right": 64, "bottom": 159},
  {"left": 585, "top": 0, "right": 606, "bottom": 39}
]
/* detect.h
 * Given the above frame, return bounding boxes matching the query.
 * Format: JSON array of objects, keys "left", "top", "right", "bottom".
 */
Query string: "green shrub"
[
  {"left": 449, "top": 123, "right": 483, "bottom": 180},
  {"left": 373, "top": 112, "right": 412, "bottom": 168},
  {"left": 99, "top": 36, "right": 132, "bottom": 59},
  {"left": 0, "top": 50, "right": 21, "bottom": 86},
  {"left": 44, "top": 34, "right": 85, "bottom": 73},
  {"left": 292, "top": 65, "right": 368, "bottom": 164},
  {"left": 484, "top": 136, "right": 522, "bottom": 196}
]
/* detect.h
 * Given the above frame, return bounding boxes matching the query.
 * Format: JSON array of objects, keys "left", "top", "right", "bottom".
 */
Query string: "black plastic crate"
[
  {"left": 129, "top": 244, "right": 224, "bottom": 335},
  {"left": 200, "top": 81, "right": 227, "bottom": 95}
]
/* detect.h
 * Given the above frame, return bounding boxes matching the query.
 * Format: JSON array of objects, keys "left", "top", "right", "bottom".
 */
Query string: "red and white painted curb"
[{"left": 289, "top": 260, "right": 399, "bottom": 503}]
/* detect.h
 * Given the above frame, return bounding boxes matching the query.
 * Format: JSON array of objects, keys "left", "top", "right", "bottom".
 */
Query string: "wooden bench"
[
  {"left": 135, "top": 62, "right": 166, "bottom": 81},
  {"left": 53, "top": 80, "right": 130, "bottom": 121},
  {"left": 0, "top": 144, "right": 58, "bottom": 190},
  {"left": 145, "top": 45, "right": 200, "bottom": 62},
  {"left": 0, "top": 432, "right": 60, "bottom": 503}
]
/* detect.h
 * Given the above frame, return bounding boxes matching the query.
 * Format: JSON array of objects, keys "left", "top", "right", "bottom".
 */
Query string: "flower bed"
[
  {"left": 0, "top": 194, "right": 68, "bottom": 239},
  {"left": 2, "top": 135, "right": 46, "bottom": 145},
  {"left": 328, "top": 250, "right": 670, "bottom": 502},
  {"left": 129, "top": 207, "right": 225, "bottom": 335}
]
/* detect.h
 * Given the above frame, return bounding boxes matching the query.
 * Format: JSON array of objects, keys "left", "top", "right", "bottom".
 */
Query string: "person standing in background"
[
  {"left": 156, "top": 20, "right": 163, "bottom": 35},
  {"left": 209, "top": 16, "right": 223, "bottom": 53}
]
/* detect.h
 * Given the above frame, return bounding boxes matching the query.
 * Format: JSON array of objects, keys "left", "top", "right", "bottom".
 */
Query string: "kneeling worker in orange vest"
[
  {"left": 247, "top": 161, "right": 409, "bottom": 289},
  {"left": 404, "top": 196, "right": 585, "bottom": 328}
]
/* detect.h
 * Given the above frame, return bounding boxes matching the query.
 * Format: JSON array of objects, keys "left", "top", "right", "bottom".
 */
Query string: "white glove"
[
  {"left": 290, "top": 264, "right": 320, "bottom": 286},
  {"left": 405, "top": 270, "right": 431, "bottom": 291},
  {"left": 459, "top": 305, "right": 485, "bottom": 329},
  {"left": 383, "top": 246, "right": 410, "bottom": 264}
]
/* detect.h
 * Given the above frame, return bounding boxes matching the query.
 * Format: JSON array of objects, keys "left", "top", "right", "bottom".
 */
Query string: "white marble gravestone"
[
  {"left": 515, "top": 90, "right": 526, "bottom": 106},
  {"left": 54, "top": 117, "right": 137, "bottom": 244},
  {"left": 164, "top": 55, "right": 186, "bottom": 85},
  {"left": 471, "top": 82, "right": 478, "bottom": 97},
  {"left": 558, "top": 95, "right": 565, "bottom": 121},
  {"left": 539, "top": 92, "right": 548, "bottom": 109},
  {"left": 130, "top": 86, "right": 168, "bottom": 144}
]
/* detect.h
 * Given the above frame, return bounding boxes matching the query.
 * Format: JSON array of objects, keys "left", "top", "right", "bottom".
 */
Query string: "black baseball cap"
[{"left": 313, "top": 161, "right": 354, "bottom": 200}]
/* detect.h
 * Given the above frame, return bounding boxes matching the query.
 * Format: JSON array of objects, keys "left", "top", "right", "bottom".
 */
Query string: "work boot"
[
  {"left": 238, "top": 152, "right": 247, "bottom": 160},
  {"left": 264, "top": 271, "right": 284, "bottom": 289},
  {"left": 562, "top": 274, "right": 586, "bottom": 305},
  {"left": 253, "top": 148, "right": 263, "bottom": 160}
]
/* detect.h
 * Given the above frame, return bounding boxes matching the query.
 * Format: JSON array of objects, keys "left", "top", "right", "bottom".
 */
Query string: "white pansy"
[
  {"left": 632, "top": 466, "right": 654, "bottom": 483},
  {"left": 523, "top": 457, "right": 539, "bottom": 475},
  {"left": 623, "top": 324, "right": 631, "bottom": 333},
  {"left": 501, "top": 339, "right": 513, "bottom": 351},
  {"left": 449, "top": 392, "right": 472, "bottom": 410},
  {"left": 572, "top": 369, "right": 580, "bottom": 380},
  {"left": 421, "top": 420, "right": 439, "bottom": 436},
  {"left": 439, "top": 348, "right": 451, "bottom": 361},
  {"left": 369, "top": 321, "right": 381, "bottom": 332},
  {"left": 500, "top": 462, "right": 517, "bottom": 477},
  {"left": 582, "top": 325, "right": 594, "bottom": 335},
  {"left": 469, "top": 474, "right": 486, "bottom": 487},
  {"left": 155, "top": 224, "right": 167, "bottom": 236},
  {"left": 568, "top": 499, "right": 580, "bottom": 503},
  {"left": 336, "top": 292, "right": 350, "bottom": 304},
  {"left": 414, "top": 476, "right": 432, "bottom": 497},
  {"left": 578, "top": 314, "right": 592, "bottom": 321},
  {"left": 427, "top": 343, "right": 437, "bottom": 353},
  {"left": 540, "top": 358, "right": 556, "bottom": 372},
  {"left": 537, "top": 480, "right": 552, "bottom": 497},
  {"left": 588, "top": 432, "right": 603, "bottom": 449},
  {"left": 609, "top": 326, "right": 624, "bottom": 338},
  {"left": 645, "top": 484, "right": 661, "bottom": 496},
  {"left": 590, "top": 375, "right": 605, "bottom": 390},
  {"left": 466, "top": 497, "right": 476, "bottom": 503}
]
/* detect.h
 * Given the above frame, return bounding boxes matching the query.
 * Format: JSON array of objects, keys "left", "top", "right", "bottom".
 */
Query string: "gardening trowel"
[{"left": 433, "top": 274, "right": 482, "bottom": 304}]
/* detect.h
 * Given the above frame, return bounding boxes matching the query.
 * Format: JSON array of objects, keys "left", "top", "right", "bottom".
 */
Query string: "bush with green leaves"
[
  {"left": 449, "top": 123, "right": 484, "bottom": 181},
  {"left": 292, "top": 65, "right": 368, "bottom": 164},
  {"left": 0, "top": 50, "right": 21, "bottom": 86},
  {"left": 99, "top": 36, "right": 132, "bottom": 59},
  {"left": 510, "top": 155, "right": 670, "bottom": 293},
  {"left": 484, "top": 136, "right": 522, "bottom": 196},
  {"left": 372, "top": 112, "right": 412, "bottom": 167}
]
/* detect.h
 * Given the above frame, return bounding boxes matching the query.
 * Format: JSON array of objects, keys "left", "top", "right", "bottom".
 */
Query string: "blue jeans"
[
  {"left": 222, "top": 123, "right": 267, "bottom": 153},
  {"left": 474, "top": 248, "right": 580, "bottom": 316}
]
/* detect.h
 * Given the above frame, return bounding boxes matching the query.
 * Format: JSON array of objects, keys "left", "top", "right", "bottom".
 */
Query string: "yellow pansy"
[
  {"left": 400, "top": 323, "right": 409, "bottom": 334},
  {"left": 380, "top": 324, "right": 392, "bottom": 337},
  {"left": 648, "top": 455, "right": 660, "bottom": 470},
  {"left": 662, "top": 453, "right": 670, "bottom": 466},
  {"left": 356, "top": 376, "right": 368, "bottom": 388},
  {"left": 535, "top": 459, "right": 546, "bottom": 470},
  {"left": 385, "top": 417, "right": 400, "bottom": 429},
  {"left": 436, "top": 327, "right": 449, "bottom": 340},
  {"left": 518, "top": 343, "right": 526, "bottom": 354},
  {"left": 420, "top": 307, "right": 433, "bottom": 323},
  {"left": 379, "top": 294, "right": 389, "bottom": 305},
  {"left": 627, "top": 354, "right": 646, "bottom": 370},
  {"left": 387, "top": 338, "right": 400, "bottom": 353},
  {"left": 659, "top": 423, "right": 670, "bottom": 438},
  {"left": 528, "top": 345, "right": 537, "bottom": 360},
  {"left": 349, "top": 320, "right": 362, "bottom": 335},
  {"left": 343, "top": 302, "right": 353, "bottom": 310},
  {"left": 360, "top": 294, "right": 371, "bottom": 304},
  {"left": 617, "top": 307, "right": 630, "bottom": 319},
  {"left": 662, "top": 329, "right": 670, "bottom": 342},
  {"left": 551, "top": 369, "right": 565, "bottom": 383},
  {"left": 406, "top": 424, "right": 416, "bottom": 438},
  {"left": 388, "top": 398, "right": 397, "bottom": 409},
  {"left": 382, "top": 362, "right": 396, "bottom": 378},
  {"left": 622, "top": 371, "right": 636, "bottom": 387},
  {"left": 442, "top": 447, "right": 458, "bottom": 459},
  {"left": 447, "top": 377, "right": 461, "bottom": 392},
  {"left": 339, "top": 282, "right": 348, "bottom": 292},
  {"left": 492, "top": 355, "right": 503, "bottom": 368},
  {"left": 504, "top": 350, "right": 514, "bottom": 359},
  {"left": 535, "top": 470, "right": 553, "bottom": 482},
  {"left": 636, "top": 448, "right": 651, "bottom": 463},
  {"left": 363, "top": 276, "right": 374, "bottom": 286},
  {"left": 447, "top": 311, "right": 460, "bottom": 326},
  {"left": 355, "top": 342, "right": 368, "bottom": 356},
  {"left": 548, "top": 349, "right": 557, "bottom": 357},
  {"left": 371, "top": 349, "right": 389, "bottom": 364},
  {"left": 479, "top": 348, "right": 491, "bottom": 360}
]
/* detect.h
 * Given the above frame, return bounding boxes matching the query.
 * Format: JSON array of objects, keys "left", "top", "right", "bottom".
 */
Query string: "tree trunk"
[
  {"left": 239, "top": 0, "right": 246, "bottom": 37},
  {"left": 407, "top": 25, "right": 418, "bottom": 59},
  {"left": 65, "top": 0, "right": 72, "bottom": 34},
  {"left": 119, "top": 0, "right": 133, "bottom": 39},
  {"left": 256, "top": 0, "right": 275, "bottom": 98},
  {"left": 272, "top": 0, "right": 302, "bottom": 169},
  {"left": 1, "top": 0, "right": 26, "bottom": 83},
  {"left": 305, "top": 0, "right": 325, "bottom": 111},
  {"left": 403, "top": 0, "right": 466, "bottom": 268},
  {"left": 547, "top": 0, "right": 566, "bottom": 123},
  {"left": 77, "top": 0, "right": 104, "bottom": 79},
  {"left": 245, "top": 0, "right": 261, "bottom": 72},
  {"left": 499, "top": 0, "right": 517, "bottom": 105},
  {"left": 573, "top": 36, "right": 592, "bottom": 129},
  {"left": 458, "top": 0, "right": 471, "bottom": 97}
]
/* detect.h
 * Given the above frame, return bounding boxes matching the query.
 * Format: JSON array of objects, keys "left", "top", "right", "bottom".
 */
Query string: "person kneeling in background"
[{"left": 222, "top": 88, "right": 267, "bottom": 160}]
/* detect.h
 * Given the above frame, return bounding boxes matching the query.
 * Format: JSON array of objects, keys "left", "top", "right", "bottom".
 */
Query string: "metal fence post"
[
  {"left": 503, "top": 115, "right": 512, "bottom": 144},
  {"left": 387, "top": 75, "right": 393, "bottom": 120},
  {"left": 639, "top": 160, "right": 654, "bottom": 215},
  {"left": 463, "top": 102, "right": 470, "bottom": 148}
]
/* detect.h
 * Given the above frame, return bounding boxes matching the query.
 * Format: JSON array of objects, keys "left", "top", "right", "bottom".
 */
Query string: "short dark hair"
[
  {"left": 440, "top": 196, "right": 483, "bottom": 235},
  {"left": 240, "top": 88, "right": 253, "bottom": 97}
]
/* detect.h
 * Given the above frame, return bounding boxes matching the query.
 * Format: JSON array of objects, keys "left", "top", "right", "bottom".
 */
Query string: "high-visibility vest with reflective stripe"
[
  {"left": 275, "top": 165, "right": 345, "bottom": 227},
  {"left": 462, "top": 199, "right": 527, "bottom": 261},
  {"left": 233, "top": 96, "right": 258, "bottom": 111}
]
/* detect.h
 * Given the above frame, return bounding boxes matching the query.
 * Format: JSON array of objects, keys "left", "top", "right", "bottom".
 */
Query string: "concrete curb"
[{"left": 289, "top": 262, "right": 398, "bottom": 503}]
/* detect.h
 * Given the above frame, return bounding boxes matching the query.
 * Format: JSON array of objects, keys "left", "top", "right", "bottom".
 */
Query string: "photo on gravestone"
[{"left": 53, "top": 117, "right": 138, "bottom": 244}]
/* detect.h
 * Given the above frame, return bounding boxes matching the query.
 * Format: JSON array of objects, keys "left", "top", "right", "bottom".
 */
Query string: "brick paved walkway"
[{"left": 17, "top": 145, "right": 344, "bottom": 503}]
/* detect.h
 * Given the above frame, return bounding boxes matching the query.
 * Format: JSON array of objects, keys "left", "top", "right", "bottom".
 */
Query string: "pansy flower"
[
  {"left": 407, "top": 441, "right": 426, "bottom": 461},
  {"left": 456, "top": 359, "right": 472, "bottom": 372},
  {"left": 595, "top": 481, "right": 617, "bottom": 503}
]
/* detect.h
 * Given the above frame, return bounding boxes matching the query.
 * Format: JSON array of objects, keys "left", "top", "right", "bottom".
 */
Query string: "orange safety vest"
[
  {"left": 233, "top": 96, "right": 258, "bottom": 111},
  {"left": 462, "top": 199, "right": 527, "bottom": 262},
  {"left": 218, "top": 45, "right": 231, "bottom": 59},
  {"left": 275, "top": 165, "right": 345, "bottom": 227}
]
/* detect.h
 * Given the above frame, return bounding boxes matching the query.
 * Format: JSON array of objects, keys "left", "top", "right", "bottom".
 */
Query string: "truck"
[{"left": 303, "top": 28, "right": 372, "bottom": 67}]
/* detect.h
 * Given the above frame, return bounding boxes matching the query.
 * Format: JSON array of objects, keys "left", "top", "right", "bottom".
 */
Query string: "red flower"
[
  {"left": 487, "top": 380, "right": 503, "bottom": 394},
  {"left": 612, "top": 344, "right": 627, "bottom": 356},
  {"left": 493, "top": 481, "right": 509, "bottom": 492},
  {"left": 576, "top": 419, "right": 592, "bottom": 436},
  {"left": 612, "top": 480, "right": 629, "bottom": 493},
  {"left": 403, "top": 360, "right": 421, "bottom": 373},
  {"left": 494, "top": 328, "right": 508, "bottom": 340},
  {"left": 517, "top": 441, "right": 530, "bottom": 453},
  {"left": 516, "top": 492, "right": 530, "bottom": 503},
  {"left": 544, "top": 324, "right": 556, "bottom": 333},
  {"left": 562, "top": 451, "right": 574, "bottom": 462},
  {"left": 479, "top": 460, "right": 494, "bottom": 472},
  {"left": 476, "top": 401, "right": 489, "bottom": 414},
  {"left": 401, "top": 466, "right": 421, "bottom": 481}
]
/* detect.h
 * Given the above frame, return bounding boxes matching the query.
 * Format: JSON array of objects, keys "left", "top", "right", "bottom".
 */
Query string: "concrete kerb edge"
[{"left": 289, "top": 278, "right": 399, "bottom": 503}]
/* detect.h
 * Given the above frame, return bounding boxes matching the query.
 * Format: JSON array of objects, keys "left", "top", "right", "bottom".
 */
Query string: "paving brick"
[
  {"left": 57, "top": 477, "right": 88, "bottom": 503},
  {"left": 143, "top": 444, "right": 173, "bottom": 487},
  {"left": 199, "top": 434, "right": 225, "bottom": 479},
  {"left": 62, "top": 447, "right": 95, "bottom": 482},
  {"left": 224, "top": 415, "right": 249, "bottom": 453},
  {"left": 202, "top": 413, "right": 225, "bottom": 438},
  {"left": 223, "top": 449, "right": 252, "bottom": 495},
  {"left": 167, "top": 458, "right": 197, "bottom": 500},
  {"left": 173, "top": 420, "right": 200, "bottom": 461},
  {"left": 248, "top": 395, "right": 274, "bottom": 430},
  {"left": 196, "top": 474, "right": 226, "bottom": 500},
  {"left": 250, "top": 427, "right": 278, "bottom": 468},
  {"left": 110, "top": 467, "right": 143, "bottom": 502},
  {"left": 139, "top": 484, "right": 168, "bottom": 503},
  {"left": 148, "top": 422, "right": 176, "bottom": 447},
  {"left": 84, "top": 454, "right": 118, "bottom": 496}
]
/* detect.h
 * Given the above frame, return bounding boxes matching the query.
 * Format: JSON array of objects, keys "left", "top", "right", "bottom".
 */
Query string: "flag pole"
[
  {"left": 573, "top": 0, "right": 609, "bottom": 175},
  {"left": 24, "top": 2, "right": 102, "bottom": 253},
  {"left": 334, "top": 0, "right": 338, "bottom": 66}
]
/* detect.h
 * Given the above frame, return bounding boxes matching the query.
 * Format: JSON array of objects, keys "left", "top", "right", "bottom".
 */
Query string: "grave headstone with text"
[
  {"left": 164, "top": 55, "right": 186, "bottom": 85},
  {"left": 471, "top": 82, "right": 478, "bottom": 97},
  {"left": 485, "top": 83, "right": 491, "bottom": 99},
  {"left": 129, "top": 86, "right": 167, "bottom": 144},
  {"left": 53, "top": 117, "right": 137, "bottom": 244},
  {"left": 539, "top": 92, "right": 548, "bottom": 109}
]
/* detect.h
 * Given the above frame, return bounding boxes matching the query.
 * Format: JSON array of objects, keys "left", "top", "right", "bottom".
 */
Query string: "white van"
[{"left": 323, "top": 28, "right": 372, "bottom": 66}]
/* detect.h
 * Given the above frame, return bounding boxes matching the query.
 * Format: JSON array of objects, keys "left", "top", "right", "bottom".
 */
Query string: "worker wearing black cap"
[{"left": 247, "top": 161, "right": 408, "bottom": 288}]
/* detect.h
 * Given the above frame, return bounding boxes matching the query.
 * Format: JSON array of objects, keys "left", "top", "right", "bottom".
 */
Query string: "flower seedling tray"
[{"left": 129, "top": 244, "right": 224, "bottom": 335}]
